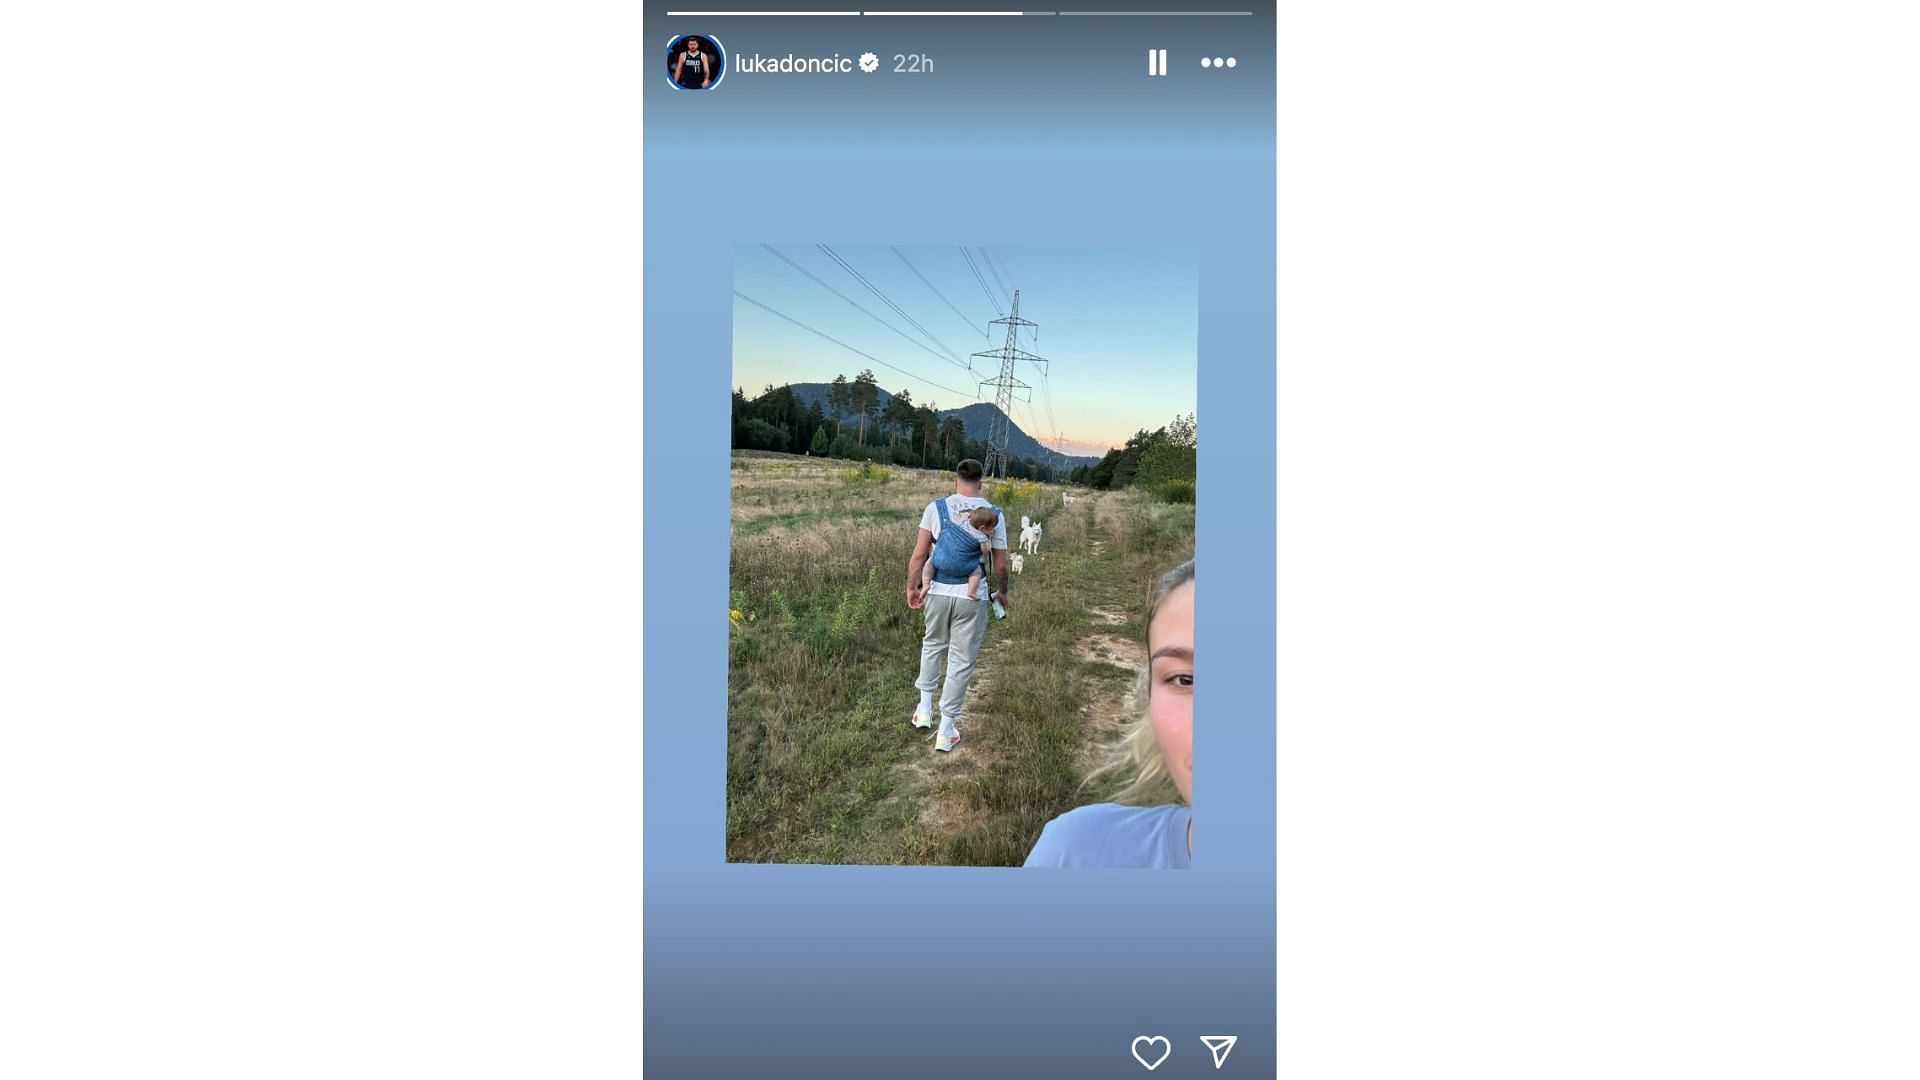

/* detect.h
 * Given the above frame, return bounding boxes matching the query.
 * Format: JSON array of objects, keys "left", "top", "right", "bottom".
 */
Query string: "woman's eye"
[{"left": 1163, "top": 672, "right": 1193, "bottom": 688}]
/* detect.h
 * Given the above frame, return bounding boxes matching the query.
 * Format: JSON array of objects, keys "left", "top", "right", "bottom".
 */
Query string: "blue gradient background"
[{"left": 645, "top": 3, "right": 1274, "bottom": 1075}]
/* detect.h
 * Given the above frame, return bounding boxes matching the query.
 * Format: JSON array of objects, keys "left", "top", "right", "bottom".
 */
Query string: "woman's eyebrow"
[{"left": 1150, "top": 646, "right": 1193, "bottom": 662}]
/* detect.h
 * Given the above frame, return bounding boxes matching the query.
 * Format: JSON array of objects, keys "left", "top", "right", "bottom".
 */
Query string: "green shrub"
[
  {"left": 1158, "top": 479, "right": 1196, "bottom": 504},
  {"left": 827, "top": 567, "right": 883, "bottom": 643},
  {"left": 829, "top": 590, "right": 854, "bottom": 640},
  {"left": 768, "top": 589, "right": 797, "bottom": 631}
]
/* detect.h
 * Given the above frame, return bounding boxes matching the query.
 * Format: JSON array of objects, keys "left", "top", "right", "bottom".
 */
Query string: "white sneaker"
[
  {"left": 911, "top": 709, "right": 934, "bottom": 730},
  {"left": 934, "top": 729, "right": 961, "bottom": 752}
]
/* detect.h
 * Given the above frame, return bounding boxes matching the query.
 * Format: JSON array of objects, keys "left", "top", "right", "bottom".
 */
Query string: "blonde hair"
[{"left": 1087, "top": 558, "right": 1194, "bottom": 806}]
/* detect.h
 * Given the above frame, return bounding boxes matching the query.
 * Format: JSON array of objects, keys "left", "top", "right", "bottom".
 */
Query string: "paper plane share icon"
[{"left": 1199, "top": 1035, "right": 1238, "bottom": 1069}]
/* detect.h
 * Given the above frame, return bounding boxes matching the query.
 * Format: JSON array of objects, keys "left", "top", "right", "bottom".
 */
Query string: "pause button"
[{"left": 1146, "top": 48, "right": 1168, "bottom": 77}]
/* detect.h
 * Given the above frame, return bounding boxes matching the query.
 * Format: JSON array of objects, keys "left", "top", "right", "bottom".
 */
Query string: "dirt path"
[
  {"left": 884, "top": 492, "right": 1150, "bottom": 848},
  {"left": 900, "top": 637, "right": 1010, "bottom": 833},
  {"left": 1070, "top": 631, "right": 1146, "bottom": 776}
]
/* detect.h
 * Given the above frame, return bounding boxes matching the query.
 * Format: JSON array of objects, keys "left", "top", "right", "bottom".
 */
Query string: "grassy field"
[{"left": 726, "top": 449, "right": 1196, "bottom": 866}]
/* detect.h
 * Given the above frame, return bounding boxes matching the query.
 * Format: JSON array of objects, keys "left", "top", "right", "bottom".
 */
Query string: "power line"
[
  {"left": 977, "top": 252, "right": 1072, "bottom": 477},
  {"left": 972, "top": 246, "right": 1011, "bottom": 309},
  {"left": 981, "top": 247, "right": 1013, "bottom": 305},
  {"left": 733, "top": 290, "right": 972, "bottom": 400},
  {"left": 1011, "top": 396, "right": 1043, "bottom": 448},
  {"left": 1038, "top": 364, "right": 1063, "bottom": 455},
  {"left": 760, "top": 245, "right": 968, "bottom": 373},
  {"left": 817, "top": 245, "right": 973, "bottom": 372},
  {"left": 984, "top": 245, "right": 1064, "bottom": 472},
  {"left": 1007, "top": 395, "right": 1072, "bottom": 479},
  {"left": 1019, "top": 398, "right": 1063, "bottom": 462},
  {"left": 961, "top": 247, "right": 1000, "bottom": 312},
  {"left": 892, "top": 246, "right": 988, "bottom": 339},
  {"left": 987, "top": 247, "right": 1017, "bottom": 286},
  {"left": 959, "top": 247, "right": 1003, "bottom": 315},
  {"left": 971, "top": 288, "right": 1044, "bottom": 478}
]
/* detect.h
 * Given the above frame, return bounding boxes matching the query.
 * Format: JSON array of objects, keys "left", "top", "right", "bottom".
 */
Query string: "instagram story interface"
[{"left": 646, "top": 4, "right": 1274, "bottom": 1076}]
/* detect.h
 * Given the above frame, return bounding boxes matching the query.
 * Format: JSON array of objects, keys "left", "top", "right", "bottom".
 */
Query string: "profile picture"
[
  {"left": 666, "top": 34, "right": 724, "bottom": 91},
  {"left": 728, "top": 245, "right": 1198, "bottom": 868}
]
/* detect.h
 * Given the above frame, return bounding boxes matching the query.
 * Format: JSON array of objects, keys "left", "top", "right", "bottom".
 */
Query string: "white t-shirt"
[{"left": 918, "top": 493, "right": 1010, "bottom": 599}]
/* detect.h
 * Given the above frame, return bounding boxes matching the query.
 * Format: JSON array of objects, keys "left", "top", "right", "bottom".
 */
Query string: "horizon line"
[{"left": 735, "top": 381, "right": 1140, "bottom": 457}]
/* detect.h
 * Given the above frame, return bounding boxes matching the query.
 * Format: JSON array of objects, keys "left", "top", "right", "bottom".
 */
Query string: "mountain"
[{"left": 779, "top": 382, "right": 1102, "bottom": 469}]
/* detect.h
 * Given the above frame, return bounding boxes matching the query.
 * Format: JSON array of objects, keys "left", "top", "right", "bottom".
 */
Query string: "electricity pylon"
[{"left": 971, "top": 289, "right": 1045, "bottom": 479}]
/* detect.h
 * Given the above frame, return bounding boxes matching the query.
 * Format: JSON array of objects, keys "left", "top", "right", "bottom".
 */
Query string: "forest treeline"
[
  {"left": 730, "top": 372, "right": 1059, "bottom": 479},
  {"left": 1068, "top": 412, "right": 1197, "bottom": 503},
  {"left": 731, "top": 371, "right": 1197, "bottom": 500}
]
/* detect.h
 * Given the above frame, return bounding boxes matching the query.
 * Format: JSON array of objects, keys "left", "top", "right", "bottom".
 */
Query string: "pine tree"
[
  {"left": 881, "top": 388, "right": 915, "bottom": 449},
  {"left": 828, "top": 374, "right": 852, "bottom": 439},
  {"left": 851, "top": 370, "right": 879, "bottom": 447},
  {"left": 939, "top": 417, "right": 965, "bottom": 464},
  {"left": 918, "top": 404, "right": 938, "bottom": 464},
  {"left": 1108, "top": 429, "right": 1154, "bottom": 489}
]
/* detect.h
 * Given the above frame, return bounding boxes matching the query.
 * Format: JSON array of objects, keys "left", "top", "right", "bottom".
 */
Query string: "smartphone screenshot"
[
  {"left": 14, "top": 3, "right": 1920, "bottom": 1079},
  {"left": 645, "top": 3, "right": 1276, "bottom": 1074}
]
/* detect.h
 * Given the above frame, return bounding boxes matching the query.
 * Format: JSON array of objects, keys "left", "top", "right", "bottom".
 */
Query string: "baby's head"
[{"left": 968, "top": 506, "right": 1000, "bottom": 531}]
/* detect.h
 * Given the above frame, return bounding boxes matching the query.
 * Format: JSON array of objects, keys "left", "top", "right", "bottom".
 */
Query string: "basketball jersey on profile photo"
[{"left": 678, "top": 48, "right": 707, "bottom": 85}]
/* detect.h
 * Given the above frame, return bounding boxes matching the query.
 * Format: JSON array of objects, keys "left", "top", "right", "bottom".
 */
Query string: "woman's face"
[{"left": 1148, "top": 578, "right": 1195, "bottom": 804}]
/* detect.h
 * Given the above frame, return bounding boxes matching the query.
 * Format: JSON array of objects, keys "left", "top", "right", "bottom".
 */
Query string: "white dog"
[
  {"left": 1010, "top": 553, "right": 1024, "bottom": 575},
  {"left": 1019, "top": 518, "right": 1043, "bottom": 555}
]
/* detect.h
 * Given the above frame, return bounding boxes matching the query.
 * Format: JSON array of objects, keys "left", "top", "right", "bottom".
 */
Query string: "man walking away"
[{"left": 905, "top": 459, "right": 1010, "bottom": 752}]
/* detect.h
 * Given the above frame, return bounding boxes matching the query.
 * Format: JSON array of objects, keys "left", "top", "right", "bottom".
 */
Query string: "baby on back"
[{"left": 921, "top": 504, "right": 1001, "bottom": 600}]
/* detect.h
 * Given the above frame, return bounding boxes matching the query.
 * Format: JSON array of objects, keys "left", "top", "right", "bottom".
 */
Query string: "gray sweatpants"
[{"left": 915, "top": 591, "right": 990, "bottom": 730}]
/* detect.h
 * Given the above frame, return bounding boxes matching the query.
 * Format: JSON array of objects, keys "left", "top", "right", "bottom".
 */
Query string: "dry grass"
[{"left": 726, "top": 449, "right": 1194, "bottom": 865}]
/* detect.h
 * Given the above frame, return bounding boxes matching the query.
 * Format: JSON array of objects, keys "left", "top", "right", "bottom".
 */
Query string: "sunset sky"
[{"left": 732, "top": 245, "right": 1196, "bottom": 457}]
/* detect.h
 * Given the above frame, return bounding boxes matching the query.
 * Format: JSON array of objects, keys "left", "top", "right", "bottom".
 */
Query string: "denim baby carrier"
[{"left": 928, "top": 498, "right": 999, "bottom": 587}]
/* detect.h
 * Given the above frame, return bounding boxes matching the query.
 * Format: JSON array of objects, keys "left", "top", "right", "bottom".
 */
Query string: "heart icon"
[{"left": 1131, "top": 1035, "right": 1171, "bottom": 1071}]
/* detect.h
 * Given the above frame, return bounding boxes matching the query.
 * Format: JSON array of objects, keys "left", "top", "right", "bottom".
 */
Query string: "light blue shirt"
[{"left": 1023, "top": 803, "right": 1192, "bottom": 869}]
